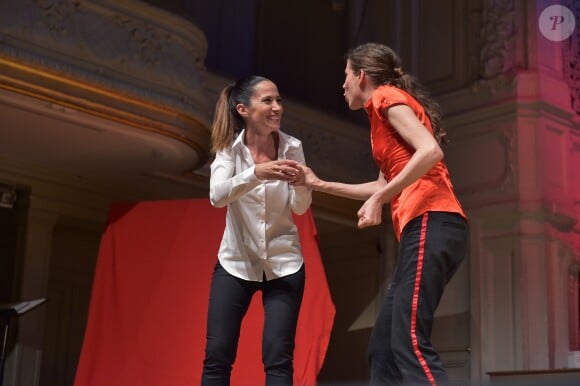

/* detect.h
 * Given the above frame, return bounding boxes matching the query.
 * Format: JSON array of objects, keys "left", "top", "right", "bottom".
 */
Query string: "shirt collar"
[
  {"left": 232, "top": 129, "right": 245, "bottom": 149},
  {"left": 232, "top": 129, "right": 296, "bottom": 155}
]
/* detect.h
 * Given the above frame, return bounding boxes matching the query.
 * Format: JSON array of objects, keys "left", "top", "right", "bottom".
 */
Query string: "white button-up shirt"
[{"left": 209, "top": 130, "right": 312, "bottom": 281}]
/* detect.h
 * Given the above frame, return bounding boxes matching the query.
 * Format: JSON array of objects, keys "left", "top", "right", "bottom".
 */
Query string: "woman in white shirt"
[{"left": 202, "top": 75, "right": 312, "bottom": 385}]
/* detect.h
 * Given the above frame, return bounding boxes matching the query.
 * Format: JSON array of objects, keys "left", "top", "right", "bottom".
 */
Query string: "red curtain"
[{"left": 74, "top": 199, "right": 335, "bottom": 386}]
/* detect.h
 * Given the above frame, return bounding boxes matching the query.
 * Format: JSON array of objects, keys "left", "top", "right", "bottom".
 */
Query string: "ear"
[
  {"left": 358, "top": 70, "right": 366, "bottom": 88},
  {"left": 236, "top": 103, "right": 248, "bottom": 117}
]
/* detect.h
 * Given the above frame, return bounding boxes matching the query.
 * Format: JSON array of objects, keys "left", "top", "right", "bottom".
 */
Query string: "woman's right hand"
[{"left": 255, "top": 159, "right": 301, "bottom": 182}]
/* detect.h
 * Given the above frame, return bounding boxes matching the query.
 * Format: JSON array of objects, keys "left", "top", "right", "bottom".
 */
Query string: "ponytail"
[
  {"left": 347, "top": 43, "right": 447, "bottom": 145},
  {"left": 390, "top": 72, "right": 446, "bottom": 145},
  {"left": 210, "top": 75, "right": 270, "bottom": 153},
  {"left": 210, "top": 83, "right": 237, "bottom": 153}
]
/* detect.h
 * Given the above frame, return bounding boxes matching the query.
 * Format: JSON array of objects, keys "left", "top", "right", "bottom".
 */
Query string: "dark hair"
[
  {"left": 210, "top": 75, "right": 269, "bottom": 153},
  {"left": 346, "top": 43, "right": 447, "bottom": 144}
]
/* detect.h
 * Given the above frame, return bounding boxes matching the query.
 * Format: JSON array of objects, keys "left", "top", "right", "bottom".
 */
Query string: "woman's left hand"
[{"left": 357, "top": 194, "right": 384, "bottom": 228}]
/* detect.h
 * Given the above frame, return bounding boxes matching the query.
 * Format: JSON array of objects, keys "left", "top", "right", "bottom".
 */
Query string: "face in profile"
[{"left": 342, "top": 60, "right": 364, "bottom": 110}]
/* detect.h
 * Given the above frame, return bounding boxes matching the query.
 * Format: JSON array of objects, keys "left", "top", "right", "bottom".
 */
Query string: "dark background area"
[{"left": 143, "top": 0, "right": 370, "bottom": 125}]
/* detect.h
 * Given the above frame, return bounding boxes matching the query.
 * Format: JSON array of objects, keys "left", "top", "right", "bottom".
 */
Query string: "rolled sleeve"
[
  {"left": 284, "top": 138, "right": 312, "bottom": 215},
  {"left": 290, "top": 185, "right": 312, "bottom": 215}
]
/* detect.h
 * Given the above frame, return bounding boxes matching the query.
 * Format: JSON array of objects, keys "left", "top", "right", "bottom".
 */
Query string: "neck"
[
  {"left": 361, "top": 82, "right": 377, "bottom": 104},
  {"left": 244, "top": 129, "right": 278, "bottom": 162}
]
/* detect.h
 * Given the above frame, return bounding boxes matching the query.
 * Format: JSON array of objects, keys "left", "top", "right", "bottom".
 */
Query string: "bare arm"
[
  {"left": 300, "top": 167, "right": 387, "bottom": 201},
  {"left": 357, "top": 104, "right": 443, "bottom": 227}
]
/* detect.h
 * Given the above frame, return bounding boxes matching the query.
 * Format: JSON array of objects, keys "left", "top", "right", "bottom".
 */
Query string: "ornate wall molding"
[
  {"left": 562, "top": 0, "right": 580, "bottom": 116},
  {"left": 36, "top": 0, "right": 80, "bottom": 33},
  {"left": 443, "top": 104, "right": 518, "bottom": 208},
  {"left": 472, "top": 0, "right": 518, "bottom": 92},
  {"left": 0, "top": 0, "right": 211, "bottom": 169}
]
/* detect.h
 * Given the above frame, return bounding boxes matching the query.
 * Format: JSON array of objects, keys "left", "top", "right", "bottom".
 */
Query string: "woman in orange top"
[{"left": 300, "top": 43, "right": 468, "bottom": 385}]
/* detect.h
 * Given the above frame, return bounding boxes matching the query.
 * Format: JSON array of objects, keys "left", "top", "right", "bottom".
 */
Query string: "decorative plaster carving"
[
  {"left": 562, "top": 0, "right": 579, "bottom": 115},
  {"left": 35, "top": 0, "right": 80, "bottom": 33},
  {"left": 473, "top": 0, "right": 517, "bottom": 92},
  {"left": 0, "top": 0, "right": 212, "bottom": 171},
  {"left": 115, "top": 17, "right": 168, "bottom": 65},
  {"left": 0, "top": 0, "right": 208, "bottom": 114},
  {"left": 110, "top": 14, "right": 206, "bottom": 104}
]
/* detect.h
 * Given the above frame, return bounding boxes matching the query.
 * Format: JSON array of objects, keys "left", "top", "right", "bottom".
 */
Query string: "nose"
[{"left": 272, "top": 100, "right": 282, "bottom": 111}]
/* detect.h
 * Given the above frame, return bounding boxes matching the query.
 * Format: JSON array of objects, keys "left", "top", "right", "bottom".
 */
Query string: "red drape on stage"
[{"left": 73, "top": 199, "right": 335, "bottom": 386}]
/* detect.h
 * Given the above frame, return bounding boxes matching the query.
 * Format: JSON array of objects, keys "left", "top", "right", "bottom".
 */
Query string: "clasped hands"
[
  {"left": 255, "top": 160, "right": 305, "bottom": 185},
  {"left": 257, "top": 162, "right": 385, "bottom": 229}
]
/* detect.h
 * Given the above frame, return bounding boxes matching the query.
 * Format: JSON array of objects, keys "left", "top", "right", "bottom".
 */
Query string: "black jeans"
[
  {"left": 368, "top": 212, "right": 468, "bottom": 386},
  {"left": 202, "top": 262, "right": 305, "bottom": 386}
]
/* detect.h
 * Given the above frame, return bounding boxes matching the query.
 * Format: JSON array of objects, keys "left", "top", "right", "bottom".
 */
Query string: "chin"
[
  {"left": 350, "top": 100, "right": 364, "bottom": 110},
  {"left": 345, "top": 98, "right": 357, "bottom": 110},
  {"left": 347, "top": 102, "right": 359, "bottom": 110}
]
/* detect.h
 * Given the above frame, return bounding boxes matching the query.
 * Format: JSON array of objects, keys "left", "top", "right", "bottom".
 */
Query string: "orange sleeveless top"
[{"left": 364, "top": 85, "right": 466, "bottom": 240}]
